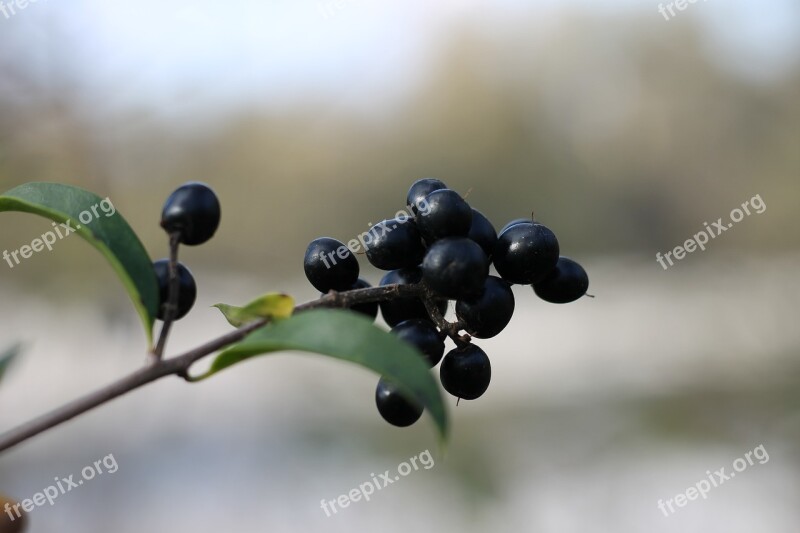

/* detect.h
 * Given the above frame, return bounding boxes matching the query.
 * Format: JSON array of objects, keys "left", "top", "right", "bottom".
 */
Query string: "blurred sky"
[{"left": 3, "top": 0, "right": 799, "bottom": 117}]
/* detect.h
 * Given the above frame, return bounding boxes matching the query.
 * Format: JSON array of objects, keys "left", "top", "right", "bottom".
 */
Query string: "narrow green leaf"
[
  {"left": 0, "top": 183, "right": 159, "bottom": 345},
  {"left": 213, "top": 293, "right": 295, "bottom": 327},
  {"left": 193, "top": 309, "right": 449, "bottom": 442},
  {"left": 0, "top": 343, "right": 22, "bottom": 384}
]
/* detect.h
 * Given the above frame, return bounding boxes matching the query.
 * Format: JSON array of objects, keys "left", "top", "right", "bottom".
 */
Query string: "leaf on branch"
[
  {"left": 0, "top": 183, "right": 159, "bottom": 346},
  {"left": 0, "top": 343, "right": 22, "bottom": 385},
  {"left": 212, "top": 293, "right": 295, "bottom": 327},
  {"left": 191, "top": 309, "right": 449, "bottom": 443}
]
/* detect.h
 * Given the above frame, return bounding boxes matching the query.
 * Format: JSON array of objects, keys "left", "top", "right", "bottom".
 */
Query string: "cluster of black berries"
[
  {"left": 154, "top": 183, "right": 222, "bottom": 320},
  {"left": 303, "top": 178, "right": 589, "bottom": 428}
]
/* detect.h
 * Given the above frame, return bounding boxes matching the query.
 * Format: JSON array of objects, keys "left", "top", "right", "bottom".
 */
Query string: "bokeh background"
[{"left": 1, "top": 0, "right": 799, "bottom": 531}]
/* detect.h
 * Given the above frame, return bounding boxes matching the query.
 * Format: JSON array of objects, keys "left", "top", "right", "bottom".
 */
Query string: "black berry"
[
  {"left": 456, "top": 276, "right": 515, "bottom": 338},
  {"left": 365, "top": 218, "right": 425, "bottom": 270},
  {"left": 153, "top": 259, "right": 197, "bottom": 320},
  {"left": 375, "top": 377, "right": 423, "bottom": 427},
  {"left": 440, "top": 344, "right": 491, "bottom": 400},
  {"left": 407, "top": 178, "right": 447, "bottom": 213},
  {"left": 160, "top": 182, "right": 221, "bottom": 246},
  {"left": 533, "top": 257, "right": 589, "bottom": 304},
  {"left": 378, "top": 268, "right": 446, "bottom": 327},
  {"left": 415, "top": 189, "right": 472, "bottom": 243},
  {"left": 392, "top": 319, "right": 445, "bottom": 367},
  {"left": 304, "top": 237, "right": 360, "bottom": 293},
  {"left": 493, "top": 222, "right": 559, "bottom": 285},
  {"left": 467, "top": 209, "right": 497, "bottom": 259},
  {"left": 422, "top": 237, "right": 489, "bottom": 300}
]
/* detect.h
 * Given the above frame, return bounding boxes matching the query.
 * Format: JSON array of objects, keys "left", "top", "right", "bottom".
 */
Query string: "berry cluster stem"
[{"left": 421, "top": 288, "right": 471, "bottom": 346}]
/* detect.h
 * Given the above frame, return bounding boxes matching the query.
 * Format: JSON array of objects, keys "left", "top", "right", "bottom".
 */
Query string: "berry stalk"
[{"left": 150, "top": 232, "right": 182, "bottom": 362}]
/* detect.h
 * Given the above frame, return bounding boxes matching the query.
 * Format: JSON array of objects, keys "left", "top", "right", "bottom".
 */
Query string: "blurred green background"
[{"left": 0, "top": 1, "right": 798, "bottom": 532}]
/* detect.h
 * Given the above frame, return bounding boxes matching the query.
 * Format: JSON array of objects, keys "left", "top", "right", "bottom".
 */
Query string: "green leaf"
[
  {"left": 0, "top": 343, "right": 22, "bottom": 384},
  {"left": 193, "top": 309, "right": 449, "bottom": 442},
  {"left": 213, "top": 293, "right": 295, "bottom": 327},
  {"left": 0, "top": 183, "right": 159, "bottom": 345}
]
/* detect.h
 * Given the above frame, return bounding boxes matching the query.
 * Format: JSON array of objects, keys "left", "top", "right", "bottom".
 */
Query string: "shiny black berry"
[
  {"left": 365, "top": 218, "right": 425, "bottom": 270},
  {"left": 375, "top": 377, "right": 423, "bottom": 427},
  {"left": 153, "top": 259, "right": 197, "bottom": 320},
  {"left": 160, "top": 182, "right": 221, "bottom": 246},
  {"left": 407, "top": 178, "right": 447, "bottom": 213},
  {"left": 440, "top": 344, "right": 491, "bottom": 400},
  {"left": 467, "top": 209, "right": 497, "bottom": 259},
  {"left": 378, "top": 268, "right": 446, "bottom": 327},
  {"left": 304, "top": 237, "right": 360, "bottom": 293},
  {"left": 415, "top": 189, "right": 472, "bottom": 243},
  {"left": 422, "top": 237, "right": 489, "bottom": 300},
  {"left": 493, "top": 222, "right": 559, "bottom": 285},
  {"left": 533, "top": 257, "right": 589, "bottom": 303},
  {"left": 456, "top": 276, "right": 515, "bottom": 338},
  {"left": 392, "top": 319, "right": 445, "bottom": 367}
]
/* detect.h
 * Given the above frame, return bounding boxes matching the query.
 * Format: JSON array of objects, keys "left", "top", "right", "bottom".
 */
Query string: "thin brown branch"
[{"left": 0, "top": 282, "right": 425, "bottom": 454}]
